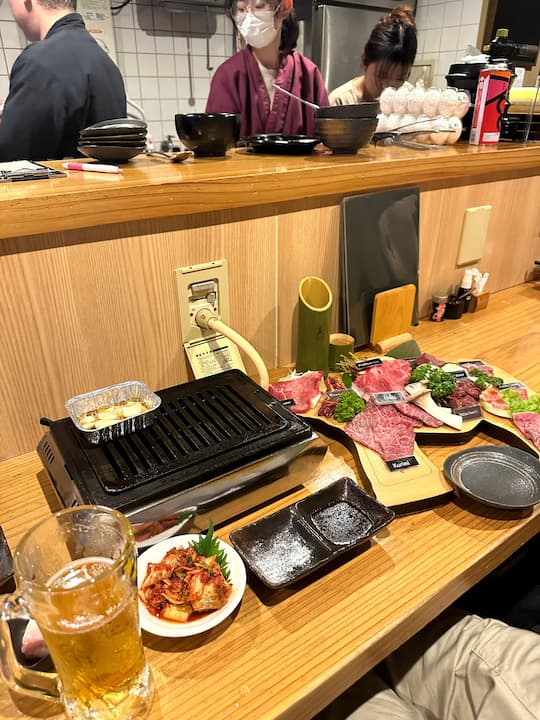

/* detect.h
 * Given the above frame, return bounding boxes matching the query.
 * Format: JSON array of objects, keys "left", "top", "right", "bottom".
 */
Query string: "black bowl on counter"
[
  {"left": 316, "top": 101, "right": 380, "bottom": 119},
  {"left": 316, "top": 116, "right": 378, "bottom": 154},
  {"left": 175, "top": 113, "right": 241, "bottom": 157}
]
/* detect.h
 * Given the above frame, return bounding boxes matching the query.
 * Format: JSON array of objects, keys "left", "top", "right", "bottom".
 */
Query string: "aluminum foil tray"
[
  {"left": 229, "top": 477, "right": 394, "bottom": 588},
  {"left": 65, "top": 380, "right": 161, "bottom": 445}
]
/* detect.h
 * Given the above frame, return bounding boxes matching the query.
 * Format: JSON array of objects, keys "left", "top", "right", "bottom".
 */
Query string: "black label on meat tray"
[
  {"left": 459, "top": 360, "right": 485, "bottom": 366},
  {"left": 499, "top": 382, "right": 526, "bottom": 390},
  {"left": 355, "top": 358, "right": 383, "bottom": 371},
  {"left": 447, "top": 370, "right": 468, "bottom": 379},
  {"left": 386, "top": 456, "right": 419, "bottom": 471},
  {"left": 372, "top": 391, "right": 407, "bottom": 405},
  {"left": 453, "top": 405, "right": 482, "bottom": 419}
]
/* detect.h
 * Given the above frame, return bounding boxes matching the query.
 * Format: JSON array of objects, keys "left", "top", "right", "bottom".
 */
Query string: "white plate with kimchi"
[{"left": 137, "top": 534, "right": 246, "bottom": 637}]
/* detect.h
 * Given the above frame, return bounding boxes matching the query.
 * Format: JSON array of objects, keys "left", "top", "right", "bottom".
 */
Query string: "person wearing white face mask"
[{"left": 206, "top": 0, "right": 328, "bottom": 138}]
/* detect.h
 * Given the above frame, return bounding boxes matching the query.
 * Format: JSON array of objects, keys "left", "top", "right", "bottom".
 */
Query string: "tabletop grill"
[{"left": 38, "top": 370, "right": 325, "bottom": 531}]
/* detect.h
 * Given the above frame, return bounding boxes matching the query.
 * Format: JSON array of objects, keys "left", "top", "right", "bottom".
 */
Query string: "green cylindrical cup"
[
  {"left": 328, "top": 333, "right": 355, "bottom": 371},
  {"left": 296, "top": 276, "right": 333, "bottom": 373}
]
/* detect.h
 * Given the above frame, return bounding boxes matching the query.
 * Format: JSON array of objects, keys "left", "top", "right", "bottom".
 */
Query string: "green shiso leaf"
[{"left": 189, "top": 519, "right": 231, "bottom": 581}]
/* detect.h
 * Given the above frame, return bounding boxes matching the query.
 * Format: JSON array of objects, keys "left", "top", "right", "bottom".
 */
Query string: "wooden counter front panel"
[{"left": 0, "top": 175, "right": 539, "bottom": 459}]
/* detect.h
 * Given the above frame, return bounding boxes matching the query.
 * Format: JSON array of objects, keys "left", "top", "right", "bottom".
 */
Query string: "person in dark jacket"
[{"left": 0, "top": 0, "right": 126, "bottom": 161}]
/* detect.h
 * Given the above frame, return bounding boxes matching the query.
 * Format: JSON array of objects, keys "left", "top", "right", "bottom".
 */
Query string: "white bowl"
[{"left": 137, "top": 535, "right": 246, "bottom": 637}]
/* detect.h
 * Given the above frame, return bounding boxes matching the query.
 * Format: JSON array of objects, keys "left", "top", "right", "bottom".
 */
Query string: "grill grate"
[{"left": 52, "top": 370, "right": 311, "bottom": 498}]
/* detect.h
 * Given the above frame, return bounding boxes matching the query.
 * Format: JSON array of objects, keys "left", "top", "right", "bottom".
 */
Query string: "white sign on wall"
[{"left": 78, "top": 0, "right": 118, "bottom": 63}]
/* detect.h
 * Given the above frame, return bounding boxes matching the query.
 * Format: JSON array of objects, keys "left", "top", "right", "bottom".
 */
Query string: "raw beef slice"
[
  {"left": 345, "top": 402, "right": 416, "bottom": 461},
  {"left": 268, "top": 371, "right": 324, "bottom": 414},
  {"left": 512, "top": 412, "right": 540, "bottom": 450},
  {"left": 353, "top": 359, "right": 412, "bottom": 399}
]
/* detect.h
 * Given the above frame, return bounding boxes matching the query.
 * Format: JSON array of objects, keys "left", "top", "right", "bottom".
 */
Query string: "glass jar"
[{"left": 431, "top": 294, "right": 448, "bottom": 322}]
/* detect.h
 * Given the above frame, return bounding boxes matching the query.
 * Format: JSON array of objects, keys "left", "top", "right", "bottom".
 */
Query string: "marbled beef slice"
[
  {"left": 346, "top": 402, "right": 416, "bottom": 461},
  {"left": 512, "top": 412, "right": 540, "bottom": 450}
]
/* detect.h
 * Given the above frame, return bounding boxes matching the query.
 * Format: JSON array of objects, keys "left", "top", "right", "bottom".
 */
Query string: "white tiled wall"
[
  {"left": 0, "top": 0, "right": 234, "bottom": 144},
  {"left": 415, "top": 0, "right": 484, "bottom": 88}
]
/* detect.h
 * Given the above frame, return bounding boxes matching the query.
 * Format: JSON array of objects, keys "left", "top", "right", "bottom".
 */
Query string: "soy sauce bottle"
[{"left": 458, "top": 268, "right": 473, "bottom": 312}]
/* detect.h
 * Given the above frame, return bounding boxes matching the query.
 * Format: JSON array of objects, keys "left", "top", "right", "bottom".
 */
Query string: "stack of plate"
[{"left": 78, "top": 118, "right": 148, "bottom": 162}]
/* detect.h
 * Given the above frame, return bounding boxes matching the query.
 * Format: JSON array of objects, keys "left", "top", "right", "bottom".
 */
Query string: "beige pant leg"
[
  {"left": 312, "top": 669, "right": 428, "bottom": 720},
  {"left": 385, "top": 609, "right": 540, "bottom": 720}
]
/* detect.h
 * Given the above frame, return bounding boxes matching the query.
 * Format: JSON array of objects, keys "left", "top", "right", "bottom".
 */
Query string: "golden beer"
[
  {"left": 0, "top": 506, "right": 153, "bottom": 719},
  {"left": 39, "top": 557, "right": 149, "bottom": 719}
]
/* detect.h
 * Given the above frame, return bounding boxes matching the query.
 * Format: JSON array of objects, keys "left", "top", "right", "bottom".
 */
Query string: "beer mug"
[{"left": 0, "top": 506, "right": 153, "bottom": 719}]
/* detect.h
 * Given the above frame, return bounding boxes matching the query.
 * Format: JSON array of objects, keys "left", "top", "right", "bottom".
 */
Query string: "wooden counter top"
[
  {"left": 1, "top": 283, "right": 539, "bottom": 720},
  {"left": 2, "top": 142, "right": 539, "bottom": 239}
]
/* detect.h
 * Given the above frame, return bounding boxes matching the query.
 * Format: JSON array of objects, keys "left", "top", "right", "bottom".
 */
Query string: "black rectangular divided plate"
[{"left": 230, "top": 477, "right": 395, "bottom": 588}]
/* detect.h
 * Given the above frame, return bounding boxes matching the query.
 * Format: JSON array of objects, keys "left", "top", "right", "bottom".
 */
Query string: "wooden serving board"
[
  {"left": 298, "top": 407, "right": 453, "bottom": 515},
  {"left": 296, "top": 359, "right": 538, "bottom": 513}
]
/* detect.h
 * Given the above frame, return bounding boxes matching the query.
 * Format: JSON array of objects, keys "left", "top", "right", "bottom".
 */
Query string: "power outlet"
[
  {"left": 176, "top": 259, "right": 246, "bottom": 378},
  {"left": 176, "top": 259, "right": 231, "bottom": 345}
]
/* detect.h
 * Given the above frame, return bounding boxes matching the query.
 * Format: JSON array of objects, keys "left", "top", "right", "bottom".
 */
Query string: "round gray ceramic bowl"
[{"left": 316, "top": 116, "right": 378, "bottom": 154}]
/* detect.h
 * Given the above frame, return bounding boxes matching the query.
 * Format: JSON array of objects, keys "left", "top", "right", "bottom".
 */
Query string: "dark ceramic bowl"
[
  {"left": 175, "top": 113, "right": 241, "bottom": 157},
  {"left": 316, "top": 116, "right": 378, "bottom": 154},
  {"left": 316, "top": 101, "right": 380, "bottom": 119}
]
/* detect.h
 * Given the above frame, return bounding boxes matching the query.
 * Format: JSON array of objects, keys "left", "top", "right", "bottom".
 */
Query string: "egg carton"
[{"left": 376, "top": 85, "right": 471, "bottom": 146}]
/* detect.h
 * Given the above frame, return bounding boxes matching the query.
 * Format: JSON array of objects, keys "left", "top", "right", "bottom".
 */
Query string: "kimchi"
[{"left": 140, "top": 546, "right": 232, "bottom": 622}]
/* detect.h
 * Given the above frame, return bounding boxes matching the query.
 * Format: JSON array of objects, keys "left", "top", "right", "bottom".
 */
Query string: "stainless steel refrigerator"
[{"left": 296, "top": 0, "right": 416, "bottom": 94}]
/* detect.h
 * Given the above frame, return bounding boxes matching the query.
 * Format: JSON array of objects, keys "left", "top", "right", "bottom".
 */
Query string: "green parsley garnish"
[
  {"left": 469, "top": 368, "right": 504, "bottom": 390},
  {"left": 409, "top": 364, "right": 457, "bottom": 399},
  {"left": 189, "top": 520, "right": 230, "bottom": 581},
  {"left": 333, "top": 391, "right": 365, "bottom": 423}
]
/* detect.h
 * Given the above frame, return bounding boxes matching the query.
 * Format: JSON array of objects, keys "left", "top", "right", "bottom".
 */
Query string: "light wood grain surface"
[
  {"left": 2, "top": 143, "right": 539, "bottom": 240},
  {"left": 1, "top": 283, "right": 539, "bottom": 720}
]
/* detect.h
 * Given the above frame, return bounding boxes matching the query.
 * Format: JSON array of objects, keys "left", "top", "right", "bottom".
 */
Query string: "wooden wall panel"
[
  {"left": 0, "top": 211, "right": 277, "bottom": 460},
  {"left": 277, "top": 203, "right": 341, "bottom": 368},
  {"left": 418, "top": 176, "right": 540, "bottom": 316},
  {"left": 0, "top": 176, "right": 538, "bottom": 459}
]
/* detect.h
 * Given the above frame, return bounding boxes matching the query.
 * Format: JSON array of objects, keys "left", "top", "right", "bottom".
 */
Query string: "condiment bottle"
[
  {"left": 431, "top": 294, "right": 448, "bottom": 322},
  {"left": 458, "top": 268, "right": 473, "bottom": 312},
  {"left": 445, "top": 295, "right": 465, "bottom": 319}
]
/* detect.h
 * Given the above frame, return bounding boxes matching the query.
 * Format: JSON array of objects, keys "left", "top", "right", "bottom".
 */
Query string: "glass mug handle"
[{"left": 0, "top": 594, "right": 60, "bottom": 702}]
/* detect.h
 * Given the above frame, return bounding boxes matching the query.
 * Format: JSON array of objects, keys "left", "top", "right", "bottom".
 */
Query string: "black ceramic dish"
[
  {"left": 79, "top": 133, "right": 147, "bottom": 144},
  {"left": 78, "top": 145, "right": 145, "bottom": 162},
  {"left": 443, "top": 445, "right": 540, "bottom": 510},
  {"left": 80, "top": 118, "right": 147, "bottom": 137},
  {"left": 78, "top": 138, "right": 146, "bottom": 147},
  {"left": 246, "top": 134, "right": 320, "bottom": 155},
  {"left": 0, "top": 526, "right": 15, "bottom": 594},
  {"left": 229, "top": 477, "right": 394, "bottom": 588},
  {"left": 175, "top": 112, "right": 241, "bottom": 157}
]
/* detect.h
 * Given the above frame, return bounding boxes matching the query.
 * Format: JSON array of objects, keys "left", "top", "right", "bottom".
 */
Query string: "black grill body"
[{"left": 38, "top": 370, "right": 324, "bottom": 527}]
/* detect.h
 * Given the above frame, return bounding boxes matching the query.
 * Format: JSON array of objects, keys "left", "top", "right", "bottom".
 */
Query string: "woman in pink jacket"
[{"left": 206, "top": 0, "right": 328, "bottom": 138}]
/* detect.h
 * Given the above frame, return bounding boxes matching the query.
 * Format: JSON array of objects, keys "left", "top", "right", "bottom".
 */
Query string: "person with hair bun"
[
  {"left": 206, "top": 0, "right": 328, "bottom": 138},
  {"left": 329, "top": 5, "right": 417, "bottom": 105}
]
